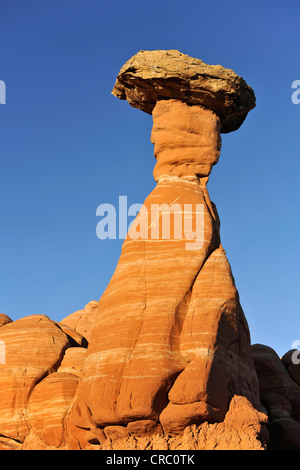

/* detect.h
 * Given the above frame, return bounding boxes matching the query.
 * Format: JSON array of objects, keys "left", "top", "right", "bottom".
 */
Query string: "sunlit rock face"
[
  {"left": 151, "top": 99, "right": 221, "bottom": 180},
  {"left": 0, "top": 50, "right": 277, "bottom": 451}
]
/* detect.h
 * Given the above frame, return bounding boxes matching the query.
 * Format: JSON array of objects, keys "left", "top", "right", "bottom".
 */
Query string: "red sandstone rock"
[
  {"left": 57, "top": 322, "right": 88, "bottom": 347},
  {"left": 112, "top": 49, "right": 255, "bottom": 133},
  {"left": 73, "top": 88, "right": 260, "bottom": 438},
  {"left": 281, "top": 349, "right": 300, "bottom": 386},
  {"left": 20, "top": 395, "right": 267, "bottom": 450},
  {"left": 60, "top": 300, "right": 99, "bottom": 343},
  {"left": 127, "top": 419, "right": 163, "bottom": 437},
  {"left": 267, "top": 417, "right": 300, "bottom": 450},
  {"left": 76, "top": 174, "right": 220, "bottom": 430},
  {"left": 0, "top": 51, "right": 273, "bottom": 451},
  {"left": 0, "top": 313, "right": 12, "bottom": 327},
  {"left": 151, "top": 99, "right": 221, "bottom": 180},
  {"left": 162, "top": 245, "right": 260, "bottom": 433},
  {"left": 0, "top": 315, "right": 70, "bottom": 443},
  {"left": 100, "top": 396, "right": 267, "bottom": 450}
]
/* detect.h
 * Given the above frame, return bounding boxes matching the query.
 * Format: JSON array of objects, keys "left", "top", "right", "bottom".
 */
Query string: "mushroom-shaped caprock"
[{"left": 112, "top": 49, "right": 255, "bottom": 133}]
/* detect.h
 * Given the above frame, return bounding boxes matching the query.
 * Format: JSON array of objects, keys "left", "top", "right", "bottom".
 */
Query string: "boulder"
[
  {"left": 112, "top": 49, "right": 255, "bottom": 133},
  {"left": 27, "top": 372, "right": 79, "bottom": 448}
]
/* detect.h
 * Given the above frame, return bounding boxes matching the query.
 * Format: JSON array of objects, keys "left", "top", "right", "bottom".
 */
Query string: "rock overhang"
[{"left": 112, "top": 49, "right": 256, "bottom": 134}]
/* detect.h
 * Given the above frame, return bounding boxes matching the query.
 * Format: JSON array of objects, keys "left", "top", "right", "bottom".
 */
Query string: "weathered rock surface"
[
  {"left": 281, "top": 349, "right": 300, "bottom": 386},
  {"left": 0, "top": 393, "right": 267, "bottom": 450},
  {"left": 151, "top": 99, "right": 221, "bottom": 180},
  {"left": 112, "top": 49, "right": 256, "bottom": 133},
  {"left": 91, "top": 396, "right": 268, "bottom": 450},
  {"left": 0, "top": 313, "right": 12, "bottom": 327},
  {"left": 60, "top": 300, "right": 99, "bottom": 343},
  {"left": 27, "top": 372, "right": 79, "bottom": 448},
  {"left": 252, "top": 344, "right": 300, "bottom": 450},
  {"left": 70, "top": 91, "right": 260, "bottom": 441},
  {"left": 0, "top": 313, "right": 89, "bottom": 449},
  {"left": 64, "top": 51, "right": 263, "bottom": 448},
  {"left": 0, "top": 50, "right": 295, "bottom": 451},
  {"left": 56, "top": 346, "right": 87, "bottom": 377},
  {"left": 0, "top": 308, "right": 295, "bottom": 451},
  {"left": 0, "top": 315, "right": 71, "bottom": 442}
]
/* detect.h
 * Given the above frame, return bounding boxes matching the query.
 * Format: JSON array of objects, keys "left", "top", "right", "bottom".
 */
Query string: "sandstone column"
[{"left": 69, "top": 50, "right": 260, "bottom": 438}]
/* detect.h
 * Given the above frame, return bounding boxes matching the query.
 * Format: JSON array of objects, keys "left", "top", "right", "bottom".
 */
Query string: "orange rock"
[
  {"left": 57, "top": 322, "right": 88, "bottom": 347},
  {"left": 0, "top": 436, "right": 22, "bottom": 450},
  {"left": 267, "top": 417, "right": 300, "bottom": 450},
  {"left": 101, "top": 396, "right": 267, "bottom": 450},
  {"left": 78, "top": 174, "right": 220, "bottom": 428},
  {"left": 0, "top": 315, "right": 70, "bottom": 442},
  {"left": 252, "top": 344, "right": 300, "bottom": 449},
  {"left": 281, "top": 349, "right": 300, "bottom": 386},
  {"left": 27, "top": 372, "right": 79, "bottom": 448},
  {"left": 76, "top": 92, "right": 260, "bottom": 435},
  {"left": 60, "top": 300, "right": 99, "bottom": 343},
  {"left": 57, "top": 347, "right": 87, "bottom": 377},
  {"left": 252, "top": 344, "right": 300, "bottom": 420},
  {"left": 104, "top": 425, "right": 129, "bottom": 441},
  {"left": 0, "top": 314, "right": 12, "bottom": 327},
  {"left": 0, "top": 51, "right": 268, "bottom": 450}
]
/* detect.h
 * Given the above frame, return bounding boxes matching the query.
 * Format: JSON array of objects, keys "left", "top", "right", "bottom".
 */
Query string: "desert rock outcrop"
[
  {"left": 1, "top": 50, "right": 296, "bottom": 451},
  {"left": 0, "top": 315, "right": 71, "bottom": 442},
  {"left": 69, "top": 50, "right": 263, "bottom": 446},
  {"left": 60, "top": 300, "right": 99, "bottom": 343},
  {"left": 252, "top": 344, "right": 300, "bottom": 450},
  {"left": 101, "top": 396, "right": 268, "bottom": 450}
]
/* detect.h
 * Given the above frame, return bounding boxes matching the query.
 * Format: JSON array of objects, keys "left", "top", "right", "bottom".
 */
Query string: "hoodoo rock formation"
[
  {"left": 0, "top": 50, "right": 298, "bottom": 450},
  {"left": 68, "top": 50, "right": 265, "bottom": 446}
]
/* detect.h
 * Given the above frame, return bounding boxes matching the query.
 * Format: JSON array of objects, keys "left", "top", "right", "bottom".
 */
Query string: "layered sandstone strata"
[
  {"left": 68, "top": 50, "right": 263, "bottom": 445},
  {"left": 112, "top": 49, "right": 255, "bottom": 133},
  {"left": 100, "top": 396, "right": 268, "bottom": 451},
  {"left": 252, "top": 345, "right": 300, "bottom": 450},
  {"left": 0, "top": 315, "right": 72, "bottom": 445},
  {"left": 2, "top": 50, "right": 293, "bottom": 450},
  {"left": 60, "top": 300, "right": 99, "bottom": 343}
]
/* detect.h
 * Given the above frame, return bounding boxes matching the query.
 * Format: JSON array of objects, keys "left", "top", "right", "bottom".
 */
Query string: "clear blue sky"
[{"left": 0, "top": 0, "right": 299, "bottom": 358}]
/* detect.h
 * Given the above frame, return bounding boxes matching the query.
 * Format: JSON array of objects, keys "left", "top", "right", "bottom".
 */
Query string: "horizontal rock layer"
[{"left": 0, "top": 52, "right": 297, "bottom": 451}]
